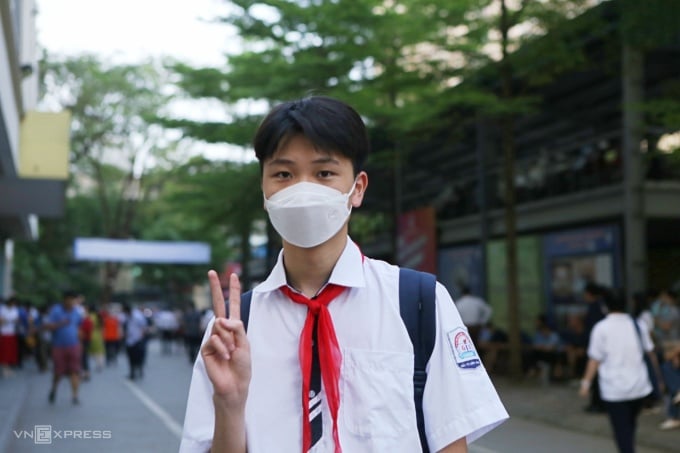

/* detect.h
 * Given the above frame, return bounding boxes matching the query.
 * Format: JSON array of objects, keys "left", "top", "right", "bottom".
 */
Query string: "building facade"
[
  {"left": 362, "top": 1, "right": 680, "bottom": 332},
  {"left": 0, "top": 0, "right": 69, "bottom": 296}
]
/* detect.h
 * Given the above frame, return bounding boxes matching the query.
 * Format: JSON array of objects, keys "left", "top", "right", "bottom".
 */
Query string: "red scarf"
[{"left": 280, "top": 284, "right": 346, "bottom": 453}]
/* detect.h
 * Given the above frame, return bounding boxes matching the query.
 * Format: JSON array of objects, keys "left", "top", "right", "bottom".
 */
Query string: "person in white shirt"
[
  {"left": 122, "top": 304, "right": 147, "bottom": 380},
  {"left": 579, "top": 289, "right": 663, "bottom": 453},
  {"left": 180, "top": 96, "right": 508, "bottom": 453},
  {"left": 0, "top": 296, "right": 20, "bottom": 377},
  {"left": 454, "top": 286, "right": 492, "bottom": 345},
  {"left": 155, "top": 309, "right": 180, "bottom": 355}
]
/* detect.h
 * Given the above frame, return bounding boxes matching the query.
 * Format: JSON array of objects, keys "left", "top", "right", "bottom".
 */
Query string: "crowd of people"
[
  {"left": 0, "top": 291, "right": 215, "bottom": 404},
  {"left": 462, "top": 282, "right": 680, "bottom": 452}
]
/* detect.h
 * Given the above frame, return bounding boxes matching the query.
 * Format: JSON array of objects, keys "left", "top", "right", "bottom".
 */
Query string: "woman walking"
[
  {"left": 0, "top": 296, "right": 20, "bottom": 377},
  {"left": 579, "top": 289, "right": 663, "bottom": 453}
]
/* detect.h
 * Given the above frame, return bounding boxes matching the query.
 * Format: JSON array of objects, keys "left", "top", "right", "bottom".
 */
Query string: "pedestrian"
[
  {"left": 16, "top": 300, "right": 32, "bottom": 369},
  {"left": 102, "top": 307, "right": 121, "bottom": 365},
  {"left": 454, "top": 285, "right": 492, "bottom": 345},
  {"left": 583, "top": 281, "right": 608, "bottom": 413},
  {"left": 155, "top": 307, "right": 179, "bottom": 355},
  {"left": 79, "top": 304, "right": 94, "bottom": 381},
  {"left": 525, "top": 313, "right": 565, "bottom": 381},
  {"left": 651, "top": 289, "right": 680, "bottom": 355},
  {"left": 34, "top": 304, "right": 50, "bottom": 373},
  {"left": 89, "top": 306, "right": 105, "bottom": 372},
  {"left": 633, "top": 291, "right": 654, "bottom": 335},
  {"left": 658, "top": 343, "right": 680, "bottom": 430},
  {"left": 122, "top": 304, "right": 148, "bottom": 380},
  {"left": 180, "top": 96, "right": 508, "bottom": 452},
  {"left": 181, "top": 304, "right": 203, "bottom": 365},
  {"left": 45, "top": 290, "right": 84, "bottom": 405},
  {"left": 0, "top": 296, "right": 20, "bottom": 377},
  {"left": 579, "top": 289, "right": 663, "bottom": 453}
]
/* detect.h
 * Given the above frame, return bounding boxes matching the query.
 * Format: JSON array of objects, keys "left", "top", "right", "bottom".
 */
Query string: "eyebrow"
[{"left": 265, "top": 156, "right": 341, "bottom": 167}]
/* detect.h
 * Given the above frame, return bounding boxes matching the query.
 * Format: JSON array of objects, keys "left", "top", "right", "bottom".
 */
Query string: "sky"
[
  {"left": 35, "top": 0, "right": 236, "bottom": 66},
  {"left": 35, "top": 0, "right": 254, "bottom": 162}
]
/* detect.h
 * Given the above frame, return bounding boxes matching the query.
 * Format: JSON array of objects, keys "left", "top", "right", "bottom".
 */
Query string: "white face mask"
[{"left": 264, "top": 181, "right": 356, "bottom": 248}]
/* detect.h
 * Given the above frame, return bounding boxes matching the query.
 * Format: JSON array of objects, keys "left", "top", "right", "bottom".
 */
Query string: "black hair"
[
  {"left": 583, "top": 282, "right": 603, "bottom": 297},
  {"left": 603, "top": 288, "right": 626, "bottom": 313},
  {"left": 662, "top": 288, "right": 678, "bottom": 301},
  {"left": 253, "top": 96, "right": 369, "bottom": 175},
  {"left": 632, "top": 291, "right": 648, "bottom": 317},
  {"left": 62, "top": 290, "right": 78, "bottom": 300}
]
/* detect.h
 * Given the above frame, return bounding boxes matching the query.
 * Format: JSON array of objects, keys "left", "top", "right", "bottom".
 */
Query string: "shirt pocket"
[{"left": 341, "top": 348, "right": 414, "bottom": 438}]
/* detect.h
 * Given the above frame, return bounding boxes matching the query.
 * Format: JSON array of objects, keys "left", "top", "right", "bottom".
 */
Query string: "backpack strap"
[
  {"left": 225, "top": 290, "right": 253, "bottom": 330},
  {"left": 399, "top": 267, "right": 437, "bottom": 453}
]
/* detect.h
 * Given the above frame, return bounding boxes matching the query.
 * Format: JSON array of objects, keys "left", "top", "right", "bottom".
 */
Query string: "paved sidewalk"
[
  {"left": 0, "top": 370, "right": 31, "bottom": 451},
  {"left": 2, "top": 349, "right": 678, "bottom": 452},
  {"left": 0, "top": 340, "right": 192, "bottom": 453},
  {"left": 492, "top": 376, "right": 678, "bottom": 452}
]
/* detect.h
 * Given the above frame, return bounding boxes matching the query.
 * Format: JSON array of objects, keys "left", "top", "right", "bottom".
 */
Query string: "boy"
[{"left": 181, "top": 96, "right": 508, "bottom": 452}]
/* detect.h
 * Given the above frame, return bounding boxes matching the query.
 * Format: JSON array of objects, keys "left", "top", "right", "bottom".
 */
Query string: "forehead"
[{"left": 267, "top": 134, "right": 349, "bottom": 165}]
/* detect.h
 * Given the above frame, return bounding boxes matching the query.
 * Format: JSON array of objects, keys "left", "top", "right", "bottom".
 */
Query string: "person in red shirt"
[
  {"left": 79, "top": 305, "right": 94, "bottom": 381},
  {"left": 102, "top": 308, "right": 121, "bottom": 365}
]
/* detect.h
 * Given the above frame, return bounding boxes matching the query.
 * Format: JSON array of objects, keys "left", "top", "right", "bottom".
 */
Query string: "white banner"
[{"left": 73, "top": 238, "right": 210, "bottom": 264}]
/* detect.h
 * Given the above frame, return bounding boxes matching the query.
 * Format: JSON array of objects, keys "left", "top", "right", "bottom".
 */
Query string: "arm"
[
  {"left": 43, "top": 311, "right": 69, "bottom": 332},
  {"left": 212, "top": 397, "right": 247, "bottom": 453},
  {"left": 579, "top": 358, "right": 600, "bottom": 397},
  {"left": 663, "top": 343, "right": 680, "bottom": 362},
  {"left": 438, "top": 437, "right": 467, "bottom": 452},
  {"left": 647, "top": 350, "right": 665, "bottom": 394},
  {"left": 203, "top": 272, "right": 251, "bottom": 453}
]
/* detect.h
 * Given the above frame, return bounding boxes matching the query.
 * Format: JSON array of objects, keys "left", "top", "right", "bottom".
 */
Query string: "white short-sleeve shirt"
[
  {"left": 587, "top": 313, "right": 654, "bottom": 402},
  {"left": 0, "top": 305, "right": 19, "bottom": 336},
  {"left": 180, "top": 238, "right": 508, "bottom": 452}
]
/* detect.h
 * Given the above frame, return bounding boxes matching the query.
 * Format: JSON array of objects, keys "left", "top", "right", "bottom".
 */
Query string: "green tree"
[
  {"left": 150, "top": 157, "right": 265, "bottom": 290},
  {"left": 162, "top": 0, "right": 494, "bottom": 258},
  {"left": 428, "top": 0, "right": 609, "bottom": 378},
  {"left": 161, "top": 0, "right": 613, "bottom": 380},
  {"left": 13, "top": 194, "right": 102, "bottom": 305},
  {"left": 14, "top": 55, "right": 178, "bottom": 305}
]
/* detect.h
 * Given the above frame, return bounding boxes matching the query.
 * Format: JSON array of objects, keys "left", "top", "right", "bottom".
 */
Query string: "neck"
[{"left": 283, "top": 232, "right": 348, "bottom": 298}]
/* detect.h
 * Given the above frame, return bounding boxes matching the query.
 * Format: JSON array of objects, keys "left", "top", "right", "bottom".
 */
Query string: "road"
[
  {"left": 2, "top": 338, "right": 674, "bottom": 452},
  {"left": 5, "top": 339, "right": 193, "bottom": 452},
  {"left": 470, "top": 417, "right": 669, "bottom": 453}
]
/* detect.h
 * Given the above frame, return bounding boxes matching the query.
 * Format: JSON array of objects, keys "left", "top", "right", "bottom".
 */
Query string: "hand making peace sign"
[{"left": 201, "top": 270, "right": 252, "bottom": 409}]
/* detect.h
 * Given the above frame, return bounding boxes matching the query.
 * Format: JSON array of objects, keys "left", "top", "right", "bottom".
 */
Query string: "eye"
[
  {"left": 272, "top": 171, "right": 292, "bottom": 179},
  {"left": 318, "top": 170, "right": 335, "bottom": 179}
]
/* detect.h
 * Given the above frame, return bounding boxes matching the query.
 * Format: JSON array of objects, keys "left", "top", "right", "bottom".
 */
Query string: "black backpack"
[{"left": 235, "top": 267, "right": 437, "bottom": 452}]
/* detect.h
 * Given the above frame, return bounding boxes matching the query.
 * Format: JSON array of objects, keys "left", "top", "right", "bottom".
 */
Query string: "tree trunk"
[{"left": 500, "top": 0, "right": 523, "bottom": 380}]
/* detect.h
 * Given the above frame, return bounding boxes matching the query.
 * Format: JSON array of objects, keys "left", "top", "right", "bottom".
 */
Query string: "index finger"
[
  {"left": 208, "top": 270, "right": 226, "bottom": 319},
  {"left": 228, "top": 273, "right": 242, "bottom": 321}
]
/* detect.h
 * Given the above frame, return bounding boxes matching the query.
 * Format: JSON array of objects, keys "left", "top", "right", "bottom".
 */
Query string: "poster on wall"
[
  {"left": 486, "top": 236, "right": 543, "bottom": 334},
  {"left": 397, "top": 206, "right": 436, "bottom": 274},
  {"left": 543, "top": 224, "right": 621, "bottom": 327},
  {"left": 438, "top": 245, "right": 484, "bottom": 301}
]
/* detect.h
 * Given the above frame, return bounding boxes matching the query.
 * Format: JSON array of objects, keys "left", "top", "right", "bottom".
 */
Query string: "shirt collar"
[{"left": 254, "top": 236, "right": 366, "bottom": 294}]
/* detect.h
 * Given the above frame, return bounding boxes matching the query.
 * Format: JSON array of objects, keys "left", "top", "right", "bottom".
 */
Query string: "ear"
[{"left": 350, "top": 171, "right": 368, "bottom": 208}]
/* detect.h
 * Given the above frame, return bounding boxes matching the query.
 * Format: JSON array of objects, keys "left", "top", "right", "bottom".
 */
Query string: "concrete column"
[
  {"left": 0, "top": 239, "right": 13, "bottom": 297},
  {"left": 622, "top": 44, "right": 647, "bottom": 306}
]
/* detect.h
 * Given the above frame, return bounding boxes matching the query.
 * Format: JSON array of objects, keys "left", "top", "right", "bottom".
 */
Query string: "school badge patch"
[{"left": 447, "top": 328, "right": 481, "bottom": 369}]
